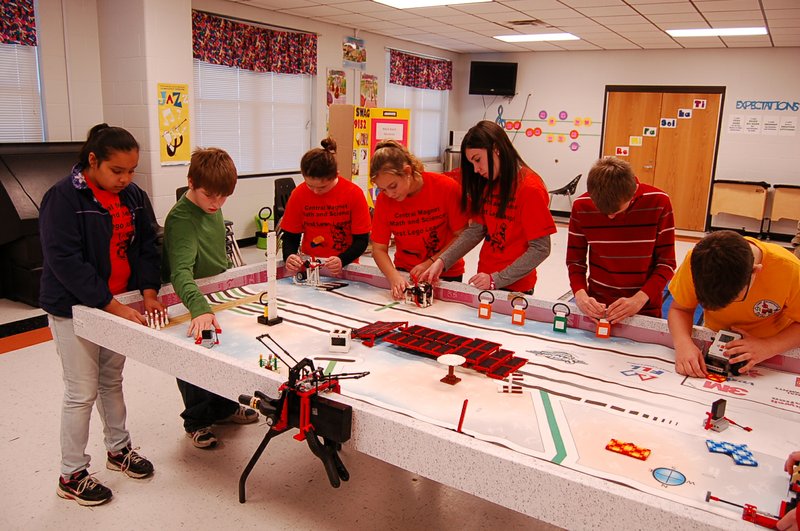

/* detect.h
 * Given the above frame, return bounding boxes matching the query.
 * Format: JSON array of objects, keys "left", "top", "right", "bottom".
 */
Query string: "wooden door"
[
  {"left": 602, "top": 92, "right": 662, "bottom": 185},
  {"left": 652, "top": 93, "right": 722, "bottom": 231},
  {"left": 602, "top": 87, "right": 724, "bottom": 231}
]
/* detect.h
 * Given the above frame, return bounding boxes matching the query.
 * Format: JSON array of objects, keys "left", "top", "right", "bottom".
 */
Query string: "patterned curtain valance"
[
  {"left": 0, "top": 0, "right": 36, "bottom": 46},
  {"left": 389, "top": 49, "right": 452, "bottom": 91},
  {"left": 192, "top": 11, "right": 316, "bottom": 76}
]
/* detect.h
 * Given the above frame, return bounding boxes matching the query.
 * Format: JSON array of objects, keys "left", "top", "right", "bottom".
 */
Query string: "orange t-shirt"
[
  {"left": 670, "top": 237, "right": 800, "bottom": 337},
  {"left": 473, "top": 167, "right": 556, "bottom": 292},
  {"left": 372, "top": 171, "right": 469, "bottom": 277},
  {"left": 281, "top": 176, "right": 371, "bottom": 258},
  {"left": 85, "top": 178, "right": 133, "bottom": 295}
]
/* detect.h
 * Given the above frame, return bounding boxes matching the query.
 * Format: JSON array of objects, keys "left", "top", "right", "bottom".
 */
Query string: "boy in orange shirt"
[{"left": 668, "top": 230, "right": 800, "bottom": 377}]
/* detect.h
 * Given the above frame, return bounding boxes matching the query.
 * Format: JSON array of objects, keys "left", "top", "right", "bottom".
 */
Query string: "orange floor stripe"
[{"left": 0, "top": 327, "right": 52, "bottom": 355}]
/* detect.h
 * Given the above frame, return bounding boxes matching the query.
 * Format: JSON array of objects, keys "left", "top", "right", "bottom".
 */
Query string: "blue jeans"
[{"left": 50, "top": 315, "right": 131, "bottom": 478}]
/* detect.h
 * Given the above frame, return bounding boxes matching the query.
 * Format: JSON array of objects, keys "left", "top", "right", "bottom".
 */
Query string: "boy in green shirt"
[{"left": 163, "top": 148, "right": 258, "bottom": 448}]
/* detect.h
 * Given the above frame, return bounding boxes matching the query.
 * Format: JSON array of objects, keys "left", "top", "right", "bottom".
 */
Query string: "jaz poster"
[
  {"left": 157, "top": 83, "right": 191, "bottom": 165},
  {"left": 360, "top": 73, "right": 378, "bottom": 108}
]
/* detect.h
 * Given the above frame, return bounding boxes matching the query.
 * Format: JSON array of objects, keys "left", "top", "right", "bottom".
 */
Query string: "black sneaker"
[
  {"left": 186, "top": 427, "right": 217, "bottom": 449},
  {"left": 57, "top": 470, "right": 113, "bottom": 506},
  {"left": 107, "top": 446, "right": 154, "bottom": 478}
]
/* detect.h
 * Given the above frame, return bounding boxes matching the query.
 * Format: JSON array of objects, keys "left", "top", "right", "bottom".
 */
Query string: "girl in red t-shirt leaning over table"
[
  {"left": 423, "top": 120, "right": 556, "bottom": 294},
  {"left": 281, "top": 138, "right": 371, "bottom": 276},
  {"left": 370, "top": 140, "right": 469, "bottom": 299}
]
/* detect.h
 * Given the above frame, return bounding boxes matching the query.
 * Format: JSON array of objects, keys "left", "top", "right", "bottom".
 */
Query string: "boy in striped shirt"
[{"left": 566, "top": 157, "right": 676, "bottom": 323}]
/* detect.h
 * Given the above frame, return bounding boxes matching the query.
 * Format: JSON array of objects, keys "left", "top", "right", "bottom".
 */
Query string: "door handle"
[{"left": 643, "top": 165, "right": 654, "bottom": 169}]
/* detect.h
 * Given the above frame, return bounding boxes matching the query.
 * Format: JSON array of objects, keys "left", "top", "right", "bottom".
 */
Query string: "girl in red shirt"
[
  {"left": 281, "top": 138, "right": 371, "bottom": 276},
  {"left": 370, "top": 141, "right": 469, "bottom": 299},
  {"left": 424, "top": 121, "right": 556, "bottom": 294}
]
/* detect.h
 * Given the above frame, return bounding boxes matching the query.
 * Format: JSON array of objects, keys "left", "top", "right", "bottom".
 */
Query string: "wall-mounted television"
[{"left": 468, "top": 61, "right": 518, "bottom": 96}]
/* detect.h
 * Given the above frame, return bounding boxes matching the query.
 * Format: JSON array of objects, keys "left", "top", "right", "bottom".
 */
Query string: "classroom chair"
[{"left": 548, "top": 174, "right": 582, "bottom": 208}]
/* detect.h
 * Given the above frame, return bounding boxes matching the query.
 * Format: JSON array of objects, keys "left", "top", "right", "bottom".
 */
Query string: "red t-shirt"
[
  {"left": 473, "top": 167, "right": 556, "bottom": 292},
  {"left": 281, "top": 176, "right": 371, "bottom": 258},
  {"left": 372, "top": 171, "right": 469, "bottom": 277},
  {"left": 85, "top": 178, "right": 133, "bottom": 295}
]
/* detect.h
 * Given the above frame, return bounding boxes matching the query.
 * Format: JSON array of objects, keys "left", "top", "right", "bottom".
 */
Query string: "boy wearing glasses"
[{"left": 668, "top": 230, "right": 800, "bottom": 377}]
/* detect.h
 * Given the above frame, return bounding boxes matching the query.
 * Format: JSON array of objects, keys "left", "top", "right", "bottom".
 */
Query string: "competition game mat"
[{"left": 158, "top": 273, "right": 800, "bottom": 524}]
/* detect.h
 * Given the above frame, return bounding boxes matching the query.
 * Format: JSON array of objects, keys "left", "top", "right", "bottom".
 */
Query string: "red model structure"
[
  {"left": 352, "top": 321, "right": 528, "bottom": 380},
  {"left": 238, "top": 334, "right": 368, "bottom": 503}
]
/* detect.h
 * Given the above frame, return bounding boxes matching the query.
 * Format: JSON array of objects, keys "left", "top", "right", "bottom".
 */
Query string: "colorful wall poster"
[
  {"left": 327, "top": 69, "right": 347, "bottom": 107},
  {"left": 360, "top": 73, "right": 378, "bottom": 108},
  {"left": 157, "top": 82, "right": 191, "bottom": 165},
  {"left": 343, "top": 36, "right": 366, "bottom": 70}
]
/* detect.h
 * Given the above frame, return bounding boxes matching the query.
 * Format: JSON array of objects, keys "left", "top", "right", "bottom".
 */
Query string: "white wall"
[{"left": 453, "top": 48, "right": 800, "bottom": 233}]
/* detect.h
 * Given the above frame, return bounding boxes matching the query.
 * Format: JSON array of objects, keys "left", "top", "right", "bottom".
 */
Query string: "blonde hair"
[{"left": 369, "top": 140, "right": 423, "bottom": 179}]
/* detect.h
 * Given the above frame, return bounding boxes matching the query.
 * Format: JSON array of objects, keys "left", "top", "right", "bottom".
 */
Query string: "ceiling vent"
[{"left": 507, "top": 19, "right": 551, "bottom": 27}]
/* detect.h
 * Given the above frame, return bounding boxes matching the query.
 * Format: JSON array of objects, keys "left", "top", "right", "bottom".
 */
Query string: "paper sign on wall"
[
  {"left": 693, "top": 99, "right": 707, "bottom": 109},
  {"left": 643, "top": 127, "right": 657, "bottom": 137},
  {"left": 629, "top": 136, "right": 642, "bottom": 146},
  {"left": 678, "top": 109, "right": 693, "bottom": 119},
  {"left": 157, "top": 82, "right": 191, "bottom": 165},
  {"left": 615, "top": 146, "right": 630, "bottom": 156},
  {"left": 660, "top": 118, "right": 677, "bottom": 128}
]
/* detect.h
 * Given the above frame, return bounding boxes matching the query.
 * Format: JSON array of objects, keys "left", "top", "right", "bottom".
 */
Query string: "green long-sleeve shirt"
[{"left": 163, "top": 195, "right": 230, "bottom": 318}]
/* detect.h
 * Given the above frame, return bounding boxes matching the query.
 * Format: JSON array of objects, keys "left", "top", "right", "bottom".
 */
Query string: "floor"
[{"left": 0, "top": 224, "right": 696, "bottom": 531}]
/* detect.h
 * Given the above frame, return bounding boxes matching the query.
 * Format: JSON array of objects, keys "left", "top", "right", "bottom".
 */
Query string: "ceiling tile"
[
  {"left": 772, "top": 35, "right": 800, "bottom": 44},
  {"left": 577, "top": 5, "right": 639, "bottom": 16},
  {"left": 223, "top": 0, "right": 796, "bottom": 53},
  {"left": 762, "top": 0, "right": 800, "bottom": 7},
  {"left": 628, "top": 0, "right": 694, "bottom": 4},
  {"left": 592, "top": 14, "right": 652, "bottom": 24},
  {"left": 452, "top": 3, "right": 521, "bottom": 15},
  {"left": 543, "top": 18, "right": 605, "bottom": 28},
  {"left": 703, "top": 11, "right": 764, "bottom": 22},
  {"left": 634, "top": 2, "right": 699, "bottom": 15},
  {"left": 766, "top": 18, "right": 800, "bottom": 28},
  {"left": 279, "top": 5, "right": 348, "bottom": 17},
  {"left": 333, "top": 1, "right": 401, "bottom": 14},
  {"left": 648, "top": 13, "right": 707, "bottom": 23},
  {"left": 720, "top": 35, "right": 773, "bottom": 44},
  {"left": 609, "top": 23, "right": 663, "bottom": 31},
  {"left": 693, "top": 0, "right": 762, "bottom": 12},
  {"left": 559, "top": 0, "right": 629, "bottom": 7},
  {"left": 765, "top": 8, "right": 800, "bottom": 19},
  {"left": 246, "top": 0, "right": 319, "bottom": 8},
  {"left": 501, "top": 0, "right": 569, "bottom": 9},
  {"left": 319, "top": 13, "right": 377, "bottom": 24}
]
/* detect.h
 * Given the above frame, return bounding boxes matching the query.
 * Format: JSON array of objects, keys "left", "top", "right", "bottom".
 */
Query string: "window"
[
  {"left": 0, "top": 43, "right": 43, "bottom": 142},
  {"left": 385, "top": 83, "right": 448, "bottom": 161},
  {"left": 193, "top": 59, "right": 312, "bottom": 174},
  {"left": 385, "top": 49, "right": 451, "bottom": 162}
]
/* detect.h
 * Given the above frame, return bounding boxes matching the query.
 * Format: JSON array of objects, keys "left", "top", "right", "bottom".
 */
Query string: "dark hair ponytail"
[
  {"left": 300, "top": 137, "right": 338, "bottom": 180},
  {"left": 78, "top": 123, "right": 139, "bottom": 167}
]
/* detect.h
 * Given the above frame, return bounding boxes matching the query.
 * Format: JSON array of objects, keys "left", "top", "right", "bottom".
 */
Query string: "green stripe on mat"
[{"left": 539, "top": 390, "right": 567, "bottom": 464}]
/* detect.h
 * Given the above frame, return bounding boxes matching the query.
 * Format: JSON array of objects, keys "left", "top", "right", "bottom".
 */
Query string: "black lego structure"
[{"left": 0, "top": 142, "right": 83, "bottom": 306}]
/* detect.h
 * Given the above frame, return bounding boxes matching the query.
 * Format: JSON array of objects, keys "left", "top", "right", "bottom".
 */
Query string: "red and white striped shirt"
[{"left": 566, "top": 181, "right": 676, "bottom": 317}]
